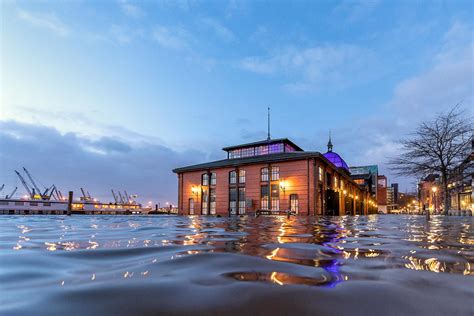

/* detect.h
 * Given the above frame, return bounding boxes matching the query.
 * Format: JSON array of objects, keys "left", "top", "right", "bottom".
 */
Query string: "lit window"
[
  {"left": 261, "top": 167, "right": 269, "bottom": 182},
  {"left": 261, "top": 186, "right": 269, "bottom": 210},
  {"left": 319, "top": 167, "right": 323, "bottom": 181},
  {"left": 229, "top": 188, "right": 237, "bottom": 215},
  {"left": 210, "top": 189, "right": 216, "bottom": 214},
  {"left": 202, "top": 173, "right": 209, "bottom": 186},
  {"left": 229, "top": 171, "right": 237, "bottom": 184},
  {"left": 201, "top": 187, "right": 208, "bottom": 214},
  {"left": 238, "top": 188, "right": 246, "bottom": 214},
  {"left": 239, "top": 170, "right": 246, "bottom": 184},
  {"left": 334, "top": 176, "right": 338, "bottom": 189},
  {"left": 210, "top": 173, "right": 216, "bottom": 185},
  {"left": 271, "top": 184, "right": 279, "bottom": 210},
  {"left": 271, "top": 166, "right": 280, "bottom": 181}
]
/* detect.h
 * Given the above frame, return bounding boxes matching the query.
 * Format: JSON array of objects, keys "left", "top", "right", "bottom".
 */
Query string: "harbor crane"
[
  {"left": 124, "top": 191, "right": 130, "bottom": 203},
  {"left": 0, "top": 184, "right": 4, "bottom": 193},
  {"left": 22, "top": 167, "right": 42, "bottom": 199},
  {"left": 15, "top": 170, "right": 33, "bottom": 198},
  {"left": 5, "top": 187, "right": 17, "bottom": 199},
  {"left": 42, "top": 184, "right": 56, "bottom": 200},
  {"left": 118, "top": 191, "right": 125, "bottom": 204},
  {"left": 111, "top": 190, "right": 118, "bottom": 203}
]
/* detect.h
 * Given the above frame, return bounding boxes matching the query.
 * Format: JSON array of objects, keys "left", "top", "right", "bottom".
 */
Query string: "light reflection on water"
[{"left": 0, "top": 214, "right": 473, "bottom": 315}]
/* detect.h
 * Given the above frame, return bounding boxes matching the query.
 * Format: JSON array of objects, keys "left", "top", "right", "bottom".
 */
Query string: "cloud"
[
  {"left": 0, "top": 120, "right": 207, "bottom": 204},
  {"left": 200, "top": 18, "right": 236, "bottom": 42},
  {"left": 388, "top": 21, "right": 473, "bottom": 119},
  {"left": 240, "top": 44, "right": 377, "bottom": 92},
  {"left": 152, "top": 25, "right": 192, "bottom": 50},
  {"left": 118, "top": 0, "right": 145, "bottom": 18},
  {"left": 332, "top": 0, "right": 380, "bottom": 22},
  {"left": 17, "top": 9, "right": 70, "bottom": 36}
]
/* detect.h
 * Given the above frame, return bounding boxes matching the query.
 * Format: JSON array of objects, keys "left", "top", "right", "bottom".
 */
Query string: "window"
[
  {"left": 341, "top": 180, "right": 345, "bottom": 191},
  {"left": 201, "top": 187, "right": 208, "bottom": 214},
  {"left": 261, "top": 186, "right": 269, "bottom": 210},
  {"left": 269, "top": 143, "right": 283, "bottom": 154},
  {"left": 319, "top": 166, "right": 323, "bottom": 181},
  {"left": 29, "top": 202, "right": 38, "bottom": 206},
  {"left": 271, "top": 166, "right": 280, "bottom": 181},
  {"left": 210, "top": 189, "right": 216, "bottom": 214},
  {"left": 238, "top": 188, "right": 246, "bottom": 214},
  {"left": 229, "top": 171, "right": 237, "bottom": 184},
  {"left": 255, "top": 145, "right": 269, "bottom": 156},
  {"left": 261, "top": 167, "right": 269, "bottom": 182},
  {"left": 290, "top": 194, "right": 299, "bottom": 213},
  {"left": 285, "top": 144, "right": 296, "bottom": 152},
  {"left": 241, "top": 147, "right": 254, "bottom": 157},
  {"left": 189, "top": 198, "right": 194, "bottom": 215},
  {"left": 334, "top": 176, "right": 338, "bottom": 189},
  {"left": 15, "top": 201, "right": 24, "bottom": 206},
  {"left": 0, "top": 201, "right": 9, "bottom": 205},
  {"left": 239, "top": 170, "right": 246, "bottom": 184},
  {"left": 271, "top": 184, "right": 279, "bottom": 210},
  {"left": 202, "top": 173, "right": 209, "bottom": 186},
  {"left": 43, "top": 202, "right": 51, "bottom": 207},
  {"left": 210, "top": 172, "right": 216, "bottom": 185},
  {"left": 326, "top": 173, "right": 331, "bottom": 187},
  {"left": 229, "top": 188, "right": 237, "bottom": 215}
]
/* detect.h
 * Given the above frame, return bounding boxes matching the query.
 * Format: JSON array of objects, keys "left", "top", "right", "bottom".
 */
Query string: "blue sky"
[{"left": 1, "top": 0, "right": 473, "bottom": 204}]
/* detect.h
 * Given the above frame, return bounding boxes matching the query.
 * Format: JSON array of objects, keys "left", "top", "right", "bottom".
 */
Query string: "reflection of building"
[
  {"left": 173, "top": 137, "right": 376, "bottom": 216},
  {"left": 447, "top": 139, "right": 473, "bottom": 211}
]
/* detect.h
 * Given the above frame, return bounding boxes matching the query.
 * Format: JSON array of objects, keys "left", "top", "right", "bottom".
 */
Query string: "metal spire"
[
  {"left": 327, "top": 130, "right": 333, "bottom": 152},
  {"left": 267, "top": 106, "right": 271, "bottom": 141}
]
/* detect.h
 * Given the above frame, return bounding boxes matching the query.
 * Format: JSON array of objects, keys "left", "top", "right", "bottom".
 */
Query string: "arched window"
[
  {"left": 202, "top": 173, "right": 209, "bottom": 186},
  {"left": 210, "top": 172, "right": 216, "bottom": 185},
  {"left": 229, "top": 171, "right": 237, "bottom": 184},
  {"left": 271, "top": 166, "right": 280, "bottom": 181},
  {"left": 261, "top": 167, "right": 269, "bottom": 182},
  {"left": 290, "top": 194, "right": 299, "bottom": 213},
  {"left": 239, "top": 170, "right": 246, "bottom": 184}
]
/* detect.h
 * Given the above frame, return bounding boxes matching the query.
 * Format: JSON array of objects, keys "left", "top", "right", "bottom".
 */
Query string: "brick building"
[{"left": 173, "top": 138, "right": 377, "bottom": 216}]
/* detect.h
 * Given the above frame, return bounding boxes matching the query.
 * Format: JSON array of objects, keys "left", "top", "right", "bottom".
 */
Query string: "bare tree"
[{"left": 389, "top": 106, "right": 473, "bottom": 215}]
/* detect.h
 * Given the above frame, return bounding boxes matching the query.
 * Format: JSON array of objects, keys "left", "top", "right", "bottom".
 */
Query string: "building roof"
[
  {"left": 323, "top": 151, "right": 350, "bottom": 172},
  {"left": 173, "top": 152, "right": 319, "bottom": 173},
  {"left": 222, "top": 138, "right": 304, "bottom": 152}
]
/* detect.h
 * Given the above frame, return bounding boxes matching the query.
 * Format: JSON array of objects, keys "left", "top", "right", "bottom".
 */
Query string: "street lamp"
[{"left": 279, "top": 179, "right": 286, "bottom": 194}]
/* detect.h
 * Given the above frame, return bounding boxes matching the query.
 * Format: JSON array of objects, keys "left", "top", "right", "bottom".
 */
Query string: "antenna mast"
[{"left": 267, "top": 106, "right": 271, "bottom": 141}]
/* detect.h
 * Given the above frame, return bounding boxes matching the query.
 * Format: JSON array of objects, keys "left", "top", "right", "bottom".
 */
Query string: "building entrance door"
[
  {"left": 290, "top": 194, "right": 299, "bottom": 214},
  {"left": 189, "top": 198, "right": 194, "bottom": 215},
  {"left": 326, "top": 189, "right": 339, "bottom": 216}
]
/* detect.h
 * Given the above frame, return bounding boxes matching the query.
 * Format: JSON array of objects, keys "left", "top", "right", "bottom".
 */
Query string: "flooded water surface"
[{"left": 1, "top": 215, "right": 473, "bottom": 315}]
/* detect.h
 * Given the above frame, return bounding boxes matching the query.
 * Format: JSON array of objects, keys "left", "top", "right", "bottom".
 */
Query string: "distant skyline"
[{"left": 1, "top": 0, "right": 473, "bottom": 204}]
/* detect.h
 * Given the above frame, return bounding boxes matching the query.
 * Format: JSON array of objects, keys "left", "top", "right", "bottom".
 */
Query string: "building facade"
[
  {"left": 447, "top": 140, "right": 473, "bottom": 211},
  {"left": 173, "top": 138, "right": 377, "bottom": 216}
]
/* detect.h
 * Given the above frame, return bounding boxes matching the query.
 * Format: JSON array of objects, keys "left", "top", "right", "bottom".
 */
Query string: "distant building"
[
  {"left": 388, "top": 183, "right": 399, "bottom": 211},
  {"left": 418, "top": 174, "right": 442, "bottom": 213},
  {"left": 173, "top": 137, "right": 376, "bottom": 216},
  {"left": 349, "top": 165, "right": 378, "bottom": 200},
  {"left": 447, "top": 138, "right": 473, "bottom": 211},
  {"left": 377, "top": 175, "right": 388, "bottom": 213}
]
